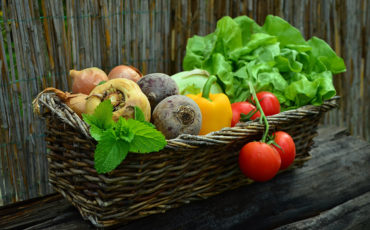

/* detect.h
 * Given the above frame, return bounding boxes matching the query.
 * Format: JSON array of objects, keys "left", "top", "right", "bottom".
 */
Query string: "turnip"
[{"left": 152, "top": 95, "right": 202, "bottom": 139}]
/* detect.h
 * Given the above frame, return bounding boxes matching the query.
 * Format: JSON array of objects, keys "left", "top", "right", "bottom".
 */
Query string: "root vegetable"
[
  {"left": 152, "top": 95, "right": 202, "bottom": 139},
  {"left": 70, "top": 67, "right": 108, "bottom": 95},
  {"left": 137, "top": 73, "right": 179, "bottom": 112},
  {"left": 107, "top": 65, "right": 142, "bottom": 82},
  {"left": 65, "top": 94, "right": 88, "bottom": 117},
  {"left": 33, "top": 87, "right": 87, "bottom": 117},
  {"left": 86, "top": 78, "right": 151, "bottom": 122}
]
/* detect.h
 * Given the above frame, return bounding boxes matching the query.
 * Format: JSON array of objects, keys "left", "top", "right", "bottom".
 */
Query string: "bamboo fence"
[{"left": 0, "top": 0, "right": 368, "bottom": 206}]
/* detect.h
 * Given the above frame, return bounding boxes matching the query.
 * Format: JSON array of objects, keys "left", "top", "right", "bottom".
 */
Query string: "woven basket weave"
[{"left": 33, "top": 92, "right": 339, "bottom": 227}]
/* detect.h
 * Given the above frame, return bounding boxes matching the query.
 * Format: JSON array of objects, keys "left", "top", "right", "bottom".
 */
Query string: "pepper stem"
[
  {"left": 248, "top": 82, "right": 269, "bottom": 143},
  {"left": 201, "top": 75, "right": 217, "bottom": 100}
]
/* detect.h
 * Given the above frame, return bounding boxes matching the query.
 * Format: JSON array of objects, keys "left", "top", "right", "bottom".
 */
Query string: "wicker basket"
[{"left": 33, "top": 92, "right": 339, "bottom": 227}]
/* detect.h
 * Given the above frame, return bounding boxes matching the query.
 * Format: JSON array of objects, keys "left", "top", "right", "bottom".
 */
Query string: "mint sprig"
[
  {"left": 83, "top": 100, "right": 167, "bottom": 174},
  {"left": 134, "top": 106, "right": 156, "bottom": 128},
  {"left": 82, "top": 100, "right": 114, "bottom": 141}
]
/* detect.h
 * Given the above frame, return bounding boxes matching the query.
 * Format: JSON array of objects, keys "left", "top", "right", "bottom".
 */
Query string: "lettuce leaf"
[{"left": 183, "top": 15, "right": 346, "bottom": 109}]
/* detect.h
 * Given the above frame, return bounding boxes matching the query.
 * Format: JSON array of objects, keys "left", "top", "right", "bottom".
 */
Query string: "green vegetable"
[
  {"left": 134, "top": 106, "right": 156, "bottom": 128},
  {"left": 83, "top": 100, "right": 167, "bottom": 174},
  {"left": 183, "top": 15, "right": 346, "bottom": 108},
  {"left": 171, "top": 69, "right": 223, "bottom": 95}
]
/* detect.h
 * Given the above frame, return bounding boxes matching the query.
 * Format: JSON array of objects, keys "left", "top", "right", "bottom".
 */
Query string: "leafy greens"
[
  {"left": 83, "top": 100, "right": 167, "bottom": 174},
  {"left": 183, "top": 15, "right": 346, "bottom": 109}
]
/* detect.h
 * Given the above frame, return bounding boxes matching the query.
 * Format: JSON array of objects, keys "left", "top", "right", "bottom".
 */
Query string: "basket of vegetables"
[{"left": 33, "top": 15, "right": 345, "bottom": 227}]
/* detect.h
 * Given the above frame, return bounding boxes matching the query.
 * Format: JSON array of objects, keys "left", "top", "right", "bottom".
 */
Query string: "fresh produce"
[
  {"left": 152, "top": 95, "right": 202, "bottom": 139},
  {"left": 239, "top": 142, "right": 281, "bottom": 182},
  {"left": 171, "top": 69, "right": 223, "bottom": 95},
  {"left": 187, "top": 75, "right": 232, "bottom": 135},
  {"left": 85, "top": 78, "right": 151, "bottom": 122},
  {"left": 272, "top": 131, "right": 296, "bottom": 170},
  {"left": 231, "top": 102, "right": 261, "bottom": 127},
  {"left": 83, "top": 100, "right": 166, "bottom": 173},
  {"left": 252, "top": 91, "right": 280, "bottom": 116},
  {"left": 107, "top": 65, "right": 142, "bottom": 82},
  {"left": 70, "top": 67, "right": 108, "bottom": 95},
  {"left": 137, "top": 73, "right": 179, "bottom": 112},
  {"left": 237, "top": 82, "right": 281, "bottom": 182},
  {"left": 33, "top": 87, "right": 87, "bottom": 117},
  {"left": 183, "top": 15, "right": 346, "bottom": 109},
  {"left": 65, "top": 93, "right": 88, "bottom": 118}
]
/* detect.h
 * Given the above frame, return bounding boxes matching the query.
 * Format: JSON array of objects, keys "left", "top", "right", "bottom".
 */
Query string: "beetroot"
[
  {"left": 137, "top": 73, "right": 179, "bottom": 112},
  {"left": 152, "top": 95, "right": 202, "bottom": 139}
]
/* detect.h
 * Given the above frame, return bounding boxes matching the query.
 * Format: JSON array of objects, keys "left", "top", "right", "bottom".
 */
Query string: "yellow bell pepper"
[{"left": 187, "top": 75, "right": 232, "bottom": 135}]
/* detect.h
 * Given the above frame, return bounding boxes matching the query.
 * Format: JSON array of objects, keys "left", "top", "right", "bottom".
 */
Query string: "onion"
[
  {"left": 70, "top": 67, "right": 108, "bottom": 95},
  {"left": 33, "top": 87, "right": 87, "bottom": 117},
  {"left": 65, "top": 93, "right": 88, "bottom": 117},
  {"left": 107, "top": 65, "right": 143, "bottom": 82}
]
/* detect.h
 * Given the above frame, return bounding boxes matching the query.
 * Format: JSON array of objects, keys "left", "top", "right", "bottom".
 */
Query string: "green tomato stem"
[
  {"left": 248, "top": 81, "right": 269, "bottom": 143},
  {"left": 201, "top": 75, "right": 217, "bottom": 100}
]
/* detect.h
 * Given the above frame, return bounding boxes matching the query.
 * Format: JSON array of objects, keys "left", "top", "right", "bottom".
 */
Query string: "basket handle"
[{"left": 33, "top": 92, "right": 92, "bottom": 139}]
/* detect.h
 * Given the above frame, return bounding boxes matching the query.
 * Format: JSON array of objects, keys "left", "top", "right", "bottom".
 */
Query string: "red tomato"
[
  {"left": 231, "top": 102, "right": 261, "bottom": 127},
  {"left": 272, "top": 131, "right": 296, "bottom": 170},
  {"left": 239, "top": 142, "right": 281, "bottom": 182},
  {"left": 253, "top": 92, "right": 280, "bottom": 116}
]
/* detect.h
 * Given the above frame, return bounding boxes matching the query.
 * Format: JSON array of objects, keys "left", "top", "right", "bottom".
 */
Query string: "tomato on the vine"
[
  {"left": 253, "top": 91, "right": 280, "bottom": 116},
  {"left": 239, "top": 142, "right": 281, "bottom": 182},
  {"left": 231, "top": 102, "right": 261, "bottom": 127},
  {"left": 272, "top": 131, "right": 296, "bottom": 170}
]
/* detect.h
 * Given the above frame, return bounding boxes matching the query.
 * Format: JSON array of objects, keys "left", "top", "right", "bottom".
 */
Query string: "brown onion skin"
[
  {"left": 65, "top": 93, "right": 88, "bottom": 117},
  {"left": 107, "top": 65, "right": 143, "bottom": 82},
  {"left": 33, "top": 87, "right": 87, "bottom": 117},
  {"left": 70, "top": 67, "right": 108, "bottom": 95}
]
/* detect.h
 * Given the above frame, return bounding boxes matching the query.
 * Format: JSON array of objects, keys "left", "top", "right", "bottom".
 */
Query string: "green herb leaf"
[
  {"left": 83, "top": 100, "right": 114, "bottom": 130},
  {"left": 83, "top": 100, "right": 115, "bottom": 141},
  {"left": 126, "top": 119, "right": 167, "bottom": 153},
  {"left": 114, "top": 117, "right": 135, "bottom": 143},
  {"left": 134, "top": 106, "right": 146, "bottom": 122},
  {"left": 94, "top": 129, "right": 129, "bottom": 174},
  {"left": 83, "top": 101, "right": 167, "bottom": 174},
  {"left": 89, "top": 125, "right": 105, "bottom": 141},
  {"left": 134, "top": 106, "right": 156, "bottom": 128}
]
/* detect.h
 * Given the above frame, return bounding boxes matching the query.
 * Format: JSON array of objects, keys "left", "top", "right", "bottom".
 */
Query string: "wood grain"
[
  {"left": 276, "top": 191, "right": 370, "bottom": 230},
  {"left": 0, "top": 0, "right": 368, "bottom": 206}
]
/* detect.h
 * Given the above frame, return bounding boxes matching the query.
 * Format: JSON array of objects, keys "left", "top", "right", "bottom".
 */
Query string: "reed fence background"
[{"left": 0, "top": 0, "right": 368, "bottom": 206}]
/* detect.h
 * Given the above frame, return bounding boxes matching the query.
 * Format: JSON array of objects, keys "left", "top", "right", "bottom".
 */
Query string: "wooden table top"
[{"left": 1, "top": 126, "right": 369, "bottom": 230}]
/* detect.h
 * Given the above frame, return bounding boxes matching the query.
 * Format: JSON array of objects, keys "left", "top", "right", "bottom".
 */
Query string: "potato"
[{"left": 152, "top": 95, "right": 202, "bottom": 139}]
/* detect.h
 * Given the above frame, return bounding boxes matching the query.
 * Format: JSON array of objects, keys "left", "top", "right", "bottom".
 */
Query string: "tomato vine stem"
[{"left": 248, "top": 82, "right": 269, "bottom": 142}]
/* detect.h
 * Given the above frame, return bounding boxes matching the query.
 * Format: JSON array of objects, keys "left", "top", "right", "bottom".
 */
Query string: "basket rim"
[{"left": 33, "top": 92, "right": 339, "bottom": 149}]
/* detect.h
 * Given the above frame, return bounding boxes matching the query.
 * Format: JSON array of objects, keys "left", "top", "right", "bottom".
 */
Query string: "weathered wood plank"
[
  {"left": 276, "top": 191, "right": 370, "bottom": 230},
  {"left": 0, "top": 194, "right": 74, "bottom": 230},
  {"left": 0, "top": 126, "right": 369, "bottom": 230}
]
